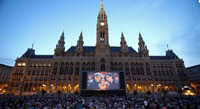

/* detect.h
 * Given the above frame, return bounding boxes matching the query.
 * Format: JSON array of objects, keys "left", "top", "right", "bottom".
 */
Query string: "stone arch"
[
  {"left": 70, "top": 62, "right": 73, "bottom": 66},
  {"left": 65, "top": 62, "right": 69, "bottom": 66},
  {"left": 76, "top": 62, "right": 79, "bottom": 66}
]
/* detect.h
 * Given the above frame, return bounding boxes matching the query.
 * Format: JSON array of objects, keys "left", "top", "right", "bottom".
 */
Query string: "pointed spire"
[
  {"left": 54, "top": 32, "right": 65, "bottom": 56},
  {"left": 100, "top": 0, "right": 104, "bottom": 12},
  {"left": 121, "top": 32, "right": 124, "bottom": 38},
  {"left": 120, "top": 32, "right": 128, "bottom": 52},
  {"left": 80, "top": 31, "right": 83, "bottom": 37},
  {"left": 79, "top": 31, "right": 83, "bottom": 41},
  {"left": 76, "top": 31, "right": 84, "bottom": 52},
  {"left": 138, "top": 32, "right": 149, "bottom": 57},
  {"left": 139, "top": 32, "right": 142, "bottom": 39},
  {"left": 98, "top": 0, "right": 107, "bottom": 20}
]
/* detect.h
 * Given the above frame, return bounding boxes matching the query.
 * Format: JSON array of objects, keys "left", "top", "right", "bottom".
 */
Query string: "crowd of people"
[
  {"left": 86, "top": 94, "right": 200, "bottom": 109},
  {"left": 0, "top": 93, "right": 200, "bottom": 109}
]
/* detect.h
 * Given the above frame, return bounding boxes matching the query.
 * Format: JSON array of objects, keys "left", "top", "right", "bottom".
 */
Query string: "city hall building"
[{"left": 8, "top": 2, "right": 189, "bottom": 95}]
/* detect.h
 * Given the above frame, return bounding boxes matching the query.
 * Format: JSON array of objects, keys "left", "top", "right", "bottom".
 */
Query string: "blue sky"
[{"left": 0, "top": 0, "right": 200, "bottom": 67}]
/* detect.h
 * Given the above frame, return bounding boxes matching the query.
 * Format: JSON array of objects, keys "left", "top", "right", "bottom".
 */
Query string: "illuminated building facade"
[
  {"left": 186, "top": 64, "right": 200, "bottom": 93},
  {"left": 0, "top": 64, "right": 13, "bottom": 94},
  {"left": 8, "top": 2, "right": 189, "bottom": 95}
]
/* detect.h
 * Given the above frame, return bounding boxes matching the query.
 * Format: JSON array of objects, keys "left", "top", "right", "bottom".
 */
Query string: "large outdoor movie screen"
[{"left": 87, "top": 72, "right": 120, "bottom": 90}]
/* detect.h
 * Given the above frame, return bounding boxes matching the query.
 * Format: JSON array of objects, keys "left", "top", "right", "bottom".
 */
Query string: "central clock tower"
[
  {"left": 96, "top": 1, "right": 109, "bottom": 47},
  {"left": 95, "top": 1, "right": 110, "bottom": 71}
]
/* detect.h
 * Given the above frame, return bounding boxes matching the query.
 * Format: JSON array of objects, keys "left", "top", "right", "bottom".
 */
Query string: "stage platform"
[{"left": 81, "top": 89, "right": 126, "bottom": 97}]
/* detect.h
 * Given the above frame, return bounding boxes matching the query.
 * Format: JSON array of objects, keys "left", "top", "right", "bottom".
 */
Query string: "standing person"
[{"left": 144, "top": 99, "right": 148, "bottom": 108}]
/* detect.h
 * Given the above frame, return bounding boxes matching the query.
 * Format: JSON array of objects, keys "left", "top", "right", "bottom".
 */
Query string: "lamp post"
[
  {"left": 42, "top": 84, "right": 46, "bottom": 91},
  {"left": 151, "top": 84, "right": 154, "bottom": 93},
  {"left": 134, "top": 84, "right": 137, "bottom": 92}
]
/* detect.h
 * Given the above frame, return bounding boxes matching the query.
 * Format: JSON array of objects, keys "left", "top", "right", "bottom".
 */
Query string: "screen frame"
[
  {"left": 86, "top": 71, "right": 120, "bottom": 90},
  {"left": 81, "top": 71, "right": 125, "bottom": 91}
]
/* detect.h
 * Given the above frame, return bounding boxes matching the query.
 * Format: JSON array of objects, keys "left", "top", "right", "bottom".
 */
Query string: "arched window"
[
  {"left": 53, "top": 67, "right": 57, "bottom": 74},
  {"left": 100, "top": 58, "right": 105, "bottom": 71},
  {"left": 60, "top": 67, "right": 64, "bottom": 74},
  {"left": 100, "top": 32, "right": 105, "bottom": 44},
  {"left": 101, "top": 64, "right": 105, "bottom": 71},
  {"left": 75, "top": 67, "right": 79, "bottom": 75}
]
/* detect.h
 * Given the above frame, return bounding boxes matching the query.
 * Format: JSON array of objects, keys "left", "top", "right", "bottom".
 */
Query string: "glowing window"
[
  {"left": 22, "top": 63, "right": 26, "bottom": 66},
  {"left": 17, "top": 63, "right": 22, "bottom": 66}
]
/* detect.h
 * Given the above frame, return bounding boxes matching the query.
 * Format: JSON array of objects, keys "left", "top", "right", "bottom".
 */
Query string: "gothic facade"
[
  {"left": 186, "top": 64, "right": 200, "bottom": 93},
  {"left": 8, "top": 2, "right": 189, "bottom": 95},
  {"left": 0, "top": 64, "right": 13, "bottom": 94}
]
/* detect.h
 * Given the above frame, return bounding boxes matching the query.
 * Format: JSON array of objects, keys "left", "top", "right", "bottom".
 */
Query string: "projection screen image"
[{"left": 87, "top": 72, "right": 120, "bottom": 90}]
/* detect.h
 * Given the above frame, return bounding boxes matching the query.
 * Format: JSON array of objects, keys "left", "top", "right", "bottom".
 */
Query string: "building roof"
[
  {"left": 186, "top": 64, "right": 200, "bottom": 69},
  {"left": 22, "top": 47, "right": 178, "bottom": 60},
  {"left": 22, "top": 48, "right": 53, "bottom": 59},
  {"left": 150, "top": 50, "right": 179, "bottom": 60},
  {"left": 0, "top": 64, "right": 13, "bottom": 68},
  {"left": 150, "top": 56, "right": 173, "bottom": 60},
  {"left": 29, "top": 55, "right": 53, "bottom": 59},
  {"left": 66, "top": 46, "right": 137, "bottom": 53}
]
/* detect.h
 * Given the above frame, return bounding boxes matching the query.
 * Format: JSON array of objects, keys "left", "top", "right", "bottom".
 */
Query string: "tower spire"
[
  {"left": 98, "top": 0, "right": 107, "bottom": 20},
  {"left": 76, "top": 31, "right": 84, "bottom": 52},
  {"left": 100, "top": 0, "right": 104, "bottom": 12},
  {"left": 138, "top": 33, "right": 149, "bottom": 57},
  {"left": 120, "top": 32, "right": 128, "bottom": 52},
  {"left": 54, "top": 32, "right": 65, "bottom": 56},
  {"left": 96, "top": 1, "right": 109, "bottom": 46}
]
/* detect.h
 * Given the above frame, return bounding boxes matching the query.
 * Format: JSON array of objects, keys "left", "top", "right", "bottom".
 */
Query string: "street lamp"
[
  {"left": 151, "top": 84, "right": 154, "bottom": 92},
  {"left": 42, "top": 84, "right": 46, "bottom": 91}
]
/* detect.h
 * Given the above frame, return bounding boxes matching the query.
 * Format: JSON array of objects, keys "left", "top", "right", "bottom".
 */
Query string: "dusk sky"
[{"left": 0, "top": 0, "right": 200, "bottom": 67}]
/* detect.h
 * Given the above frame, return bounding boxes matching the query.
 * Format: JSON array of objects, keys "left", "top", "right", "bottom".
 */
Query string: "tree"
[
  {"left": 57, "top": 90, "right": 62, "bottom": 98},
  {"left": 162, "top": 89, "right": 168, "bottom": 96},
  {"left": 178, "top": 89, "right": 183, "bottom": 96},
  {"left": 146, "top": 90, "right": 151, "bottom": 96},
  {"left": 196, "top": 86, "right": 200, "bottom": 94},
  {"left": 133, "top": 90, "right": 137, "bottom": 96},
  {"left": 41, "top": 90, "right": 46, "bottom": 97},
  {"left": 191, "top": 87, "right": 195, "bottom": 93},
  {"left": 75, "top": 91, "right": 79, "bottom": 95}
]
